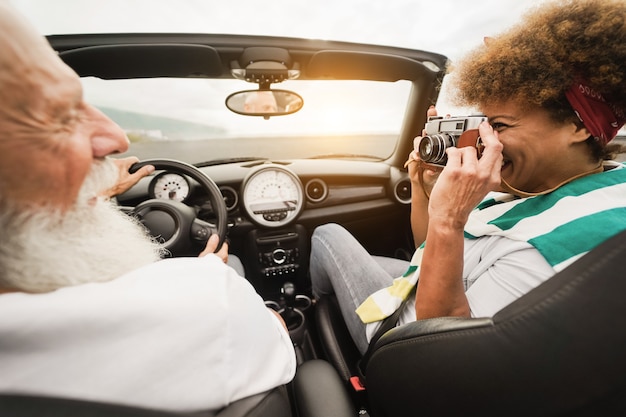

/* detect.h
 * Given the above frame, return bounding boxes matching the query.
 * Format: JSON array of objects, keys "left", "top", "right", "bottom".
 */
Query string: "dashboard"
[
  {"left": 135, "top": 159, "right": 412, "bottom": 229},
  {"left": 118, "top": 158, "right": 413, "bottom": 299}
]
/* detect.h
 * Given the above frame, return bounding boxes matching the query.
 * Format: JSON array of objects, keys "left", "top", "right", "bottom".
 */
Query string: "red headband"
[{"left": 565, "top": 79, "right": 625, "bottom": 145}]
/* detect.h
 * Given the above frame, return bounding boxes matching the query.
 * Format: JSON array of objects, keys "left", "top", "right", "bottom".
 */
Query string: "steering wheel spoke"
[{"left": 191, "top": 218, "right": 218, "bottom": 243}]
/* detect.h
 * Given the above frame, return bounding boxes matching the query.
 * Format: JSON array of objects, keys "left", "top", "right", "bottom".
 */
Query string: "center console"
[{"left": 244, "top": 224, "right": 315, "bottom": 362}]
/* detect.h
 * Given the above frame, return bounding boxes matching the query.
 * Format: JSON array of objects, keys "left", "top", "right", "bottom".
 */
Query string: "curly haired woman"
[{"left": 309, "top": 0, "right": 626, "bottom": 355}]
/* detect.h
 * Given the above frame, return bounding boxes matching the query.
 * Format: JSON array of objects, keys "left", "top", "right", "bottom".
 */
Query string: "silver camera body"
[{"left": 418, "top": 115, "right": 487, "bottom": 165}]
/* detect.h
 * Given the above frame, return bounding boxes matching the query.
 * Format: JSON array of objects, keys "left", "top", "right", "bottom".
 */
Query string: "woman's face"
[{"left": 481, "top": 101, "right": 593, "bottom": 194}]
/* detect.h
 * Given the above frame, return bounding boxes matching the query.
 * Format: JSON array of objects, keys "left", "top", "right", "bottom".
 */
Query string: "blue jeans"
[
  {"left": 309, "top": 223, "right": 409, "bottom": 354},
  {"left": 227, "top": 255, "right": 245, "bottom": 277}
]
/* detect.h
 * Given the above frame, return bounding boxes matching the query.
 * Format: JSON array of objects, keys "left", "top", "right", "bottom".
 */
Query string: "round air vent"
[
  {"left": 220, "top": 186, "right": 239, "bottom": 211},
  {"left": 394, "top": 180, "right": 411, "bottom": 204},
  {"left": 305, "top": 179, "right": 328, "bottom": 203}
]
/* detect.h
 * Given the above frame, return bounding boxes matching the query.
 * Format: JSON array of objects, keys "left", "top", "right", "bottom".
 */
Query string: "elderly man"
[
  {"left": 0, "top": 2, "right": 295, "bottom": 412},
  {"left": 244, "top": 90, "right": 279, "bottom": 113}
]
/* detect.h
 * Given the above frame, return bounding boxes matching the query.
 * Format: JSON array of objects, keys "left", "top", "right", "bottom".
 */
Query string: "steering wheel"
[{"left": 129, "top": 159, "right": 228, "bottom": 255}]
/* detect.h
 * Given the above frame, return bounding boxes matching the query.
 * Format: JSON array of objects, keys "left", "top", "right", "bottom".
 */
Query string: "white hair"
[{"left": 0, "top": 159, "right": 165, "bottom": 293}]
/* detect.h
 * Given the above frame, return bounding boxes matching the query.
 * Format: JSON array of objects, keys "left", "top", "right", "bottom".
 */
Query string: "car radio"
[{"left": 245, "top": 225, "right": 309, "bottom": 297}]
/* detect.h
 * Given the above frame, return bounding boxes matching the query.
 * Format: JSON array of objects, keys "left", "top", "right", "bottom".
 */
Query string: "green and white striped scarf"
[{"left": 356, "top": 163, "right": 626, "bottom": 324}]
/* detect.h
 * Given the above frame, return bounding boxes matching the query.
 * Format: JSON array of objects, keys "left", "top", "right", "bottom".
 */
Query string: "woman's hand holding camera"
[
  {"left": 407, "top": 105, "right": 444, "bottom": 246},
  {"left": 406, "top": 105, "right": 442, "bottom": 199},
  {"left": 406, "top": 143, "right": 441, "bottom": 198},
  {"left": 427, "top": 121, "right": 503, "bottom": 227},
  {"left": 407, "top": 107, "right": 503, "bottom": 247}
]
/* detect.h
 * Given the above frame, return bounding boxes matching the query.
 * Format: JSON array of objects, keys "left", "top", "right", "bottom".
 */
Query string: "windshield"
[{"left": 85, "top": 77, "right": 411, "bottom": 164}]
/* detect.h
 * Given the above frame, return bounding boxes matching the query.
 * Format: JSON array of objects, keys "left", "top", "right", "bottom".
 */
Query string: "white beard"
[{"left": 0, "top": 159, "right": 165, "bottom": 293}]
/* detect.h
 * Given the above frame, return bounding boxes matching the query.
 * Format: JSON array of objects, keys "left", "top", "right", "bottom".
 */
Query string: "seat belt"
[{"left": 355, "top": 287, "right": 415, "bottom": 387}]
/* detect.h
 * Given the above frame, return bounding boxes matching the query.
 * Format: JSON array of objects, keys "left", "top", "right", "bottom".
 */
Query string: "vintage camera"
[{"left": 418, "top": 115, "right": 487, "bottom": 165}]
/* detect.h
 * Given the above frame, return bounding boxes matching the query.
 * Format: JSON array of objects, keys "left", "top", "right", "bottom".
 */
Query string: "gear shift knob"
[{"left": 281, "top": 281, "right": 296, "bottom": 308}]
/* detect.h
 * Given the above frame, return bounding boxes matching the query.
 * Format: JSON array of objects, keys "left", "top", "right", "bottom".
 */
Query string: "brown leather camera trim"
[{"left": 457, "top": 129, "right": 484, "bottom": 157}]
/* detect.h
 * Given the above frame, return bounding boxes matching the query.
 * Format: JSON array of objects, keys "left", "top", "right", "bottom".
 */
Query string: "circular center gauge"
[{"left": 241, "top": 165, "right": 304, "bottom": 228}]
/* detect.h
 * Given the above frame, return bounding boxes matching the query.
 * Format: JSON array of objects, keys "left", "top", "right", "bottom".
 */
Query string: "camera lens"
[{"left": 418, "top": 134, "right": 456, "bottom": 165}]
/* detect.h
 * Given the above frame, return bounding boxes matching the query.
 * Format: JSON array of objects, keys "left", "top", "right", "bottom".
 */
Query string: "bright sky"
[
  {"left": 11, "top": 0, "right": 552, "bottom": 115},
  {"left": 12, "top": 0, "right": 549, "bottom": 61}
]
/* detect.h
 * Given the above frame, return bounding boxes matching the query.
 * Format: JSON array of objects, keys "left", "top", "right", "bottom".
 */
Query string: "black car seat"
[
  {"left": 0, "top": 385, "right": 292, "bottom": 417},
  {"left": 316, "top": 229, "right": 626, "bottom": 416}
]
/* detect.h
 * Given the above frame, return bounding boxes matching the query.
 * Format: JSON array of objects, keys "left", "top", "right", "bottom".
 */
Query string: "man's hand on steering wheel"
[
  {"left": 199, "top": 234, "right": 229, "bottom": 264},
  {"left": 100, "top": 156, "right": 155, "bottom": 199}
]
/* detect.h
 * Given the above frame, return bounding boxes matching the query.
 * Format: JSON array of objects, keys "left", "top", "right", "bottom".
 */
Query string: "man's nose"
[{"left": 87, "top": 104, "right": 130, "bottom": 157}]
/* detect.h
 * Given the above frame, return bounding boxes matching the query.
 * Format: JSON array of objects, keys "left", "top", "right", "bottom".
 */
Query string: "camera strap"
[{"left": 501, "top": 163, "right": 604, "bottom": 198}]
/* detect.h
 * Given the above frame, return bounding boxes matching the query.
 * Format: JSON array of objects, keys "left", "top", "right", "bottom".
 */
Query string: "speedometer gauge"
[
  {"left": 241, "top": 165, "right": 304, "bottom": 228},
  {"left": 150, "top": 172, "right": 190, "bottom": 202}
]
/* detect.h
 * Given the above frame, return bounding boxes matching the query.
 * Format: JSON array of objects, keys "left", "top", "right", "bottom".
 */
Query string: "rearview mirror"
[{"left": 225, "top": 90, "right": 304, "bottom": 119}]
